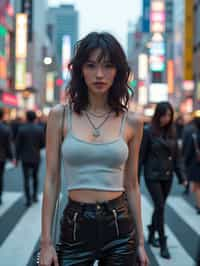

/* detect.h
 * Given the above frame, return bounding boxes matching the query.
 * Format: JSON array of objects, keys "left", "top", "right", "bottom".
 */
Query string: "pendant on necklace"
[{"left": 93, "top": 128, "right": 100, "bottom": 138}]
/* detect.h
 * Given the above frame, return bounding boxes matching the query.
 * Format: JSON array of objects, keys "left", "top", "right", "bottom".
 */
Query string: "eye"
[
  {"left": 104, "top": 63, "right": 114, "bottom": 68},
  {"left": 86, "top": 63, "right": 95, "bottom": 68}
]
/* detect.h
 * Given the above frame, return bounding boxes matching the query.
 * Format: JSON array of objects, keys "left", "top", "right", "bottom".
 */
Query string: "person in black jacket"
[
  {"left": 140, "top": 101, "right": 187, "bottom": 259},
  {"left": 0, "top": 109, "right": 14, "bottom": 205},
  {"left": 16, "top": 111, "right": 45, "bottom": 207},
  {"left": 183, "top": 114, "right": 200, "bottom": 214}
]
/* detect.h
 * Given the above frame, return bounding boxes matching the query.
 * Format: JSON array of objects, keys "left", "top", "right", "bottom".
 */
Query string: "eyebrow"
[{"left": 86, "top": 59, "right": 112, "bottom": 63}]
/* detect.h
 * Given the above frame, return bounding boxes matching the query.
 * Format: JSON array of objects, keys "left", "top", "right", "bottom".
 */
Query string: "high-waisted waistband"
[{"left": 67, "top": 192, "right": 127, "bottom": 212}]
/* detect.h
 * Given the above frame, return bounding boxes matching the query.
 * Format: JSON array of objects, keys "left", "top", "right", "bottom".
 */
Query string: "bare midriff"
[{"left": 68, "top": 190, "right": 123, "bottom": 203}]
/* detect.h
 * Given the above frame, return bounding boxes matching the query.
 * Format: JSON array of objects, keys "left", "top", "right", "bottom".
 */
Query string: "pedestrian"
[
  {"left": 139, "top": 101, "right": 187, "bottom": 259},
  {"left": 16, "top": 110, "right": 45, "bottom": 207},
  {"left": 0, "top": 108, "right": 15, "bottom": 205},
  {"left": 182, "top": 112, "right": 200, "bottom": 214},
  {"left": 39, "top": 32, "right": 149, "bottom": 266}
]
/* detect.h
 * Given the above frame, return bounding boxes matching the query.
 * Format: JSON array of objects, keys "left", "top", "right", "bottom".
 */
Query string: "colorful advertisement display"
[
  {"left": 15, "top": 59, "right": 26, "bottom": 90},
  {"left": 184, "top": 0, "right": 193, "bottom": 81},
  {"left": 138, "top": 54, "right": 148, "bottom": 80},
  {"left": 46, "top": 72, "right": 54, "bottom": 102},
  {"left": 15, "top": 13, "right": 27, "bottom": 90},
  {"left": 150, "top": 0, "right": 166, "bottom": 75},
  {"left": 15, "top": 14, "right": 27, "bottom": 59},
  {"left": 2, "top": 92, "right": 18, "bottom": 107},
  {"left": 149, "top": 83, "right": 168, "bottom": 102},
  {"left": 167, "top": 60, "right": 174, "bottom": 94},
  {"left": 0, "top": 24, "right": 8, "bottom": 89},
  {"left": 62, "top": 35, "right": 71, "bottom": 81}
]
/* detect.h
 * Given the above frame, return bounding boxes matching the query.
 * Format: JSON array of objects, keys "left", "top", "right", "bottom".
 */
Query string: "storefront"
[{"left": 0, "top": 91, "right": 18, "bottom": 120}]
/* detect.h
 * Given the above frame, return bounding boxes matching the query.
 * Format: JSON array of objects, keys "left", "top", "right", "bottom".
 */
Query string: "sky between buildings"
[{"left": 48, "top": 0, "right": 142, "bottom": 53}]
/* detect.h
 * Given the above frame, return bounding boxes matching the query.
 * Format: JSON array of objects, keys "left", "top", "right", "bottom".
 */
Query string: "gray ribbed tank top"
[{"left": 61, "top": 105, "right": 129, "bottom": 191}]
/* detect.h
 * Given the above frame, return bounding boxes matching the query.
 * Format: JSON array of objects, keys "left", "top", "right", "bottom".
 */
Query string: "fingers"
[{"left": 53, "top": 255, "right": 59, "bottom": 266}]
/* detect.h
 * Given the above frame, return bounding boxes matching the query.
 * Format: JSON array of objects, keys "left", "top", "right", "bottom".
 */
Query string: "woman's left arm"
[{"left": 124, "top": 113, "right": 149, "bottom": 265}]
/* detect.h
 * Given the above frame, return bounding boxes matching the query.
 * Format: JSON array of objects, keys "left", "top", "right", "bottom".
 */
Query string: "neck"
[{"left": 87, "top": 93, "right": 110, "bottom": 112}]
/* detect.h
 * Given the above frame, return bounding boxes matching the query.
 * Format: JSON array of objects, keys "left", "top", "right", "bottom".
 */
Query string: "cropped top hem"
[{"left": 67, "top": 185, "right": 125, "bottom": 192}]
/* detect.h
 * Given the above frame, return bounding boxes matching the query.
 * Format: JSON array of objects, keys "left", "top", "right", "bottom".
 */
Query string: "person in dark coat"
[
  {"left": 16, "top": 111, "right": 45, "bottom": 207},
  {"left": 0, "top": 109, "right": 14, "bottom": 205},
  {"left": 140, "top": 101, "right": 187, "bottom": 260},
  {"left": 183, "top": 113, "right": 200, "bottom": 214}
]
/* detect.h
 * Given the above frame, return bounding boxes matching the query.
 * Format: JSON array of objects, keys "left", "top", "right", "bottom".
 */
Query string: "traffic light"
[{"left": 21, "top": 0, "right": 33, "bottom": 42}]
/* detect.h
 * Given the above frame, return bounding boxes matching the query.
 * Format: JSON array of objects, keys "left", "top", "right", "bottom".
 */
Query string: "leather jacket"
[{"left": 139, "top": 125, "right": 186, "bottom": 183}]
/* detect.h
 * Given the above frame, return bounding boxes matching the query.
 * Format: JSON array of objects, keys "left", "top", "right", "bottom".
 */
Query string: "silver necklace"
[
  {"left": 87, "top": 110, "right": 109, "bottom": 118},
  {"left": 85, "top": 110, "right": 112, "bottom": 138}
]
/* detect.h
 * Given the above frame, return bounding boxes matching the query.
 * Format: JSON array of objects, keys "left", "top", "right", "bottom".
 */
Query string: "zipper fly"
[
  {"left": 112, "top": 209, "right": 119, "bottom": 238},
  {"left": 73, "top": 212, "right": 79, "bottom": 241}
]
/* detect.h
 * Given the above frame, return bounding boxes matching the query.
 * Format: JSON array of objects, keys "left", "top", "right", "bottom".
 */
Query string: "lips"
[{"left": 93, "top": 82, "right": 106, "bottom": 86}]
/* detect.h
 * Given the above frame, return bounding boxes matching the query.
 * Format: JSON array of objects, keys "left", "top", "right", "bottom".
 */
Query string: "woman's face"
[
  {"left": 82, "top": 48, "right": 117, "bottom": 96},
  {"left": 160, "top": 109, "right": 172, "bottom": 127}
]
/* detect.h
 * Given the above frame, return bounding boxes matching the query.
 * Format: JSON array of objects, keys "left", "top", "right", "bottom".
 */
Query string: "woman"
[
  {"left": 183, "top": 114, "right": 200, "bottom": 214},
  {"left": 39, "top": 32, "right": 148, "bottom": 266},
  {"left": 140, "top": 102, "right": 186, "bottom": 259}
]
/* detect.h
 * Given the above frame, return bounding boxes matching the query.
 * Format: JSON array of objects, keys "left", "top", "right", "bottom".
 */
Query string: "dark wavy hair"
[
  {"left": 151, "top": 101, "right": 175, "bottom": 138},
  {"left": 67, "top": 32, "right": 132, "bottom": 115}
]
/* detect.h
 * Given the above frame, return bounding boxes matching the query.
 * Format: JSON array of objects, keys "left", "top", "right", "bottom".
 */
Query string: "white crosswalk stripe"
[
  {"left": 167, "top": 196, "right": 200, "bottom": 236},
  {"left": 0, "top": 192, "right": 199, "bottom": 266},
  {"left": 0, "top": 194, "right": 43, "bottom": 266},
  {"left": 0, "top": 192, "right": 22, "bottom": 217},
  {"left": 142, "top": 195, "right": 195, "bottom": 266}
]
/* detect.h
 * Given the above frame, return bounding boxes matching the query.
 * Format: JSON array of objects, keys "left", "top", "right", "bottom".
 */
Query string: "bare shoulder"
[
  {"left": 49, "top": 103, "right": 68, "bottom": 119},
  {"left": 47, "top": 104, "right": 68, "bottom": 128},
  {"left": 127, "top": 111, "right": 144, "bottom": 131}
]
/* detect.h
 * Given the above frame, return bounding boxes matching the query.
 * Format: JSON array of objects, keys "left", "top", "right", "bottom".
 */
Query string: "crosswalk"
[{"left": 0, "top": 191, "right": 199, "bottom": 266}]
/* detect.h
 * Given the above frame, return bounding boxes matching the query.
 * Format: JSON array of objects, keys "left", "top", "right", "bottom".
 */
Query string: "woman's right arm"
[{"left": 40, "top": 105, "right": 64, "bottom": 266}]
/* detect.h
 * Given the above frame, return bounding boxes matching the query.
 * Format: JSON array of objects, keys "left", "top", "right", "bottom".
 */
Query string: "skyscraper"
[{"left": 48, "top": 4, "right": 78, "bottom": 74}]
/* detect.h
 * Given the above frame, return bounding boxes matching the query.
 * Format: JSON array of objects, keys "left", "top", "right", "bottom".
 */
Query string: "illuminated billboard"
[
  {"left": 62, "top": 35, "right": 71, "bottom": 80},
  {"left": 15, "top": 13, "right": 28, "bottom": 59},
  {"left": 15, "top": 59, "right": 26, "bottom": 90},
  {"left": 167, "top": 60, "right": 174, "bottom": 93},
  {"left": 149, "top": 83, "right": 168, "bottom": 102},
  {"left": 184, "top": 0, "right": 193, "bottom": 81},
  {"left": 46, "top": 72, "right": 54, "bottom": 102},
  {"left": 151, "top": 1, "right": 165, "bottom": 11},
  {"left": 150, "top": 12, "right": 165, "bottom": 22},
  {"left": 138, "top": 54, "right": 148, "bottom": 80}
]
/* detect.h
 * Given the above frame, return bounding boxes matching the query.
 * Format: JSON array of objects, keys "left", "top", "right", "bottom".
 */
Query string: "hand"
[
  {"left": 40, "top": 243, "right": 59, "bottom": 266},
  {"left": 137, "top": 245, "right": 149, "bottom": 266}
]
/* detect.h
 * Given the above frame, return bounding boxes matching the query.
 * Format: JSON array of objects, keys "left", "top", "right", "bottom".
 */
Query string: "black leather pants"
[{"left": 58, "top": 193, "right": 137, "bottom": 265}]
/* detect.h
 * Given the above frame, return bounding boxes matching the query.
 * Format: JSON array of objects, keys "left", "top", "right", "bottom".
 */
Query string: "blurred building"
[
  {"left": 14, "top": 0, "right": 49, "bottom": 111},
  {"left": 47, "top": 4, "right": 78, "bottom": 94},
  {"left": 173, "top": 0, "right": 194, "bottom": 113},
  {"left": 193, "top": 0, "right": 200, "bottom": 109}
]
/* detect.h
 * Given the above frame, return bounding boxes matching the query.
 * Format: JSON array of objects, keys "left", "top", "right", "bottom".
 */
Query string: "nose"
[{"left": 96, "top": 66, "right": 104, "bottom": 78}]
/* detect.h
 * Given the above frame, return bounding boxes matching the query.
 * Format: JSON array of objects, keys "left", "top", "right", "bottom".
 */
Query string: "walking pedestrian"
[
  {"left": 0, "top": 108, "right": 14, "bottom": 205},
  {"left": 16, "top": 110, "right": 45, "bottom": 207},
  {"left": 182, "top": 112, "right": 200, "bottom": 214},
  {"left": 39, "top": 32, "right": 149, "bottom": 266},
  {"left": 139, "top": 101, "right": 187, "bottom": 259}
]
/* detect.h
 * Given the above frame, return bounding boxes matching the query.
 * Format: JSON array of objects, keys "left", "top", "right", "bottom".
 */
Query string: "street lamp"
[{"left": 43, "top": 57, "right": 52, "bottom": 65}]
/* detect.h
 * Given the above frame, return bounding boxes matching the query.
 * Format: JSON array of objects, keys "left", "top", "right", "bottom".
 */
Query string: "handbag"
[
  {"left": 192, "top": 133, "right": 200, "bottom": 162},
  {"left": 31, "top": 105, "right": 66, "bottom": 265}
]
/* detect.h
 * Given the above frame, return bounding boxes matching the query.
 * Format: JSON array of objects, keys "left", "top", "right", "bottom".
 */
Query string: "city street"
[{"left": 0, "top": 150, "right": 199, "bottom": 266}]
